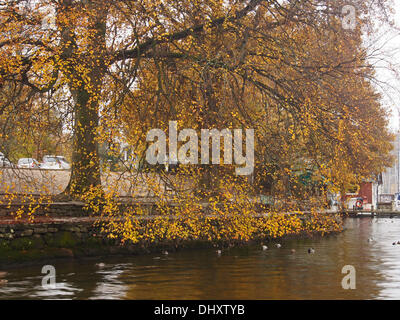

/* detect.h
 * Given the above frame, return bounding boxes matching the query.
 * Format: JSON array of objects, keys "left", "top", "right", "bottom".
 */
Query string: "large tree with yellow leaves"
[{"left": 0, "top": 0, "right": 394, "bottom": 200}]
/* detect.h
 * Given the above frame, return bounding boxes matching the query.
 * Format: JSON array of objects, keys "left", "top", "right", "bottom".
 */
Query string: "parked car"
[
  {"left": 41, "top": 155, "right": 71, "bottom": 170},
  {"left": 0, "top": 152, "right": 13, "bottom": 168},
  {"left": 17, "top": 158, "right": 40, "bottom": 168}
]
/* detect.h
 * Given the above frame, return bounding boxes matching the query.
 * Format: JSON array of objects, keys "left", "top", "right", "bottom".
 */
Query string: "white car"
[
  {"left": 18, "top": 158, "right": 40, "bottom": 168},
  {"left": 41, "top": 155, "right": 71, "bottom": 170},
  {"left": 0, "top": 152, "right": 13, "bottom": 168}
]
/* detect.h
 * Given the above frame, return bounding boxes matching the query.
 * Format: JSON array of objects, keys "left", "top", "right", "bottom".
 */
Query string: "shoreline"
[
  {"left": 0, "top": 226, "right": 343, "bottom": 269},
  {"left": 0, "top": 201, "right": 345, "bottom": 268}
]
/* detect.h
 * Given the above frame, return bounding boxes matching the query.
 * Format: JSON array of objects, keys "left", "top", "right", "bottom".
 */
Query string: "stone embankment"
[{"left": 0, "top": 200, "right": 343, "bottom": 266}]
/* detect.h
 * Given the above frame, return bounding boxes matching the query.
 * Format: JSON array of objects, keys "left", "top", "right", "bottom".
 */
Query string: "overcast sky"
[{"left": 374, "top": 1, "right": 400, "bottom": 132}]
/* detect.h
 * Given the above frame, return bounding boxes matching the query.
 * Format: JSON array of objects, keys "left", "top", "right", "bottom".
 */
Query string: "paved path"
[{"left": 0, "top": 168, "right": 181, "bottom": 197}]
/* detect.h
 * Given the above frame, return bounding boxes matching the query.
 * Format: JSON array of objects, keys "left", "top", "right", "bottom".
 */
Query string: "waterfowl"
[
  {"left": 367, "top": 238, "right": 374, "bottom": 243},
  {"left": 0, "top": 279, "right": 8, "bottom": 285},
  {"left": 397, "top": 241, "right": 400, "bottom": 245},
  {"left": 262, "top": 245, "right": 268, "bottom": 251},
  {"left": 162, "top": 250, "right": 169, "bottom": 255},
  {"left": 291, "top": 249, "right": 296, "bottom": 254},
  {"left": 96, "top": 263, "right": 106, "bottom": 268},
  {"left": 276, "top": 244, "right": 281, "bottom": 248},
  {"left": 216, "top": 250, "right": 222, "bottom": 255},
  {"left": 393, "top": 242, "right": 397, "bottom": 246},
  {"left": 308, "top": 248, "right": 315, "bottom": 254}
]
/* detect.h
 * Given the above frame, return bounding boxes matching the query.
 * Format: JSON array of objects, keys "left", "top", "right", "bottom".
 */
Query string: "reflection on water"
[{"left": 1, "top": 217, "right": 400, "bottom": 299}]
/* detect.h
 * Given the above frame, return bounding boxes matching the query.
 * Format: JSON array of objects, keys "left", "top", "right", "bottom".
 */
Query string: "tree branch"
[{"left": 111, "top": 0, "right": 266, "bottom": 63}]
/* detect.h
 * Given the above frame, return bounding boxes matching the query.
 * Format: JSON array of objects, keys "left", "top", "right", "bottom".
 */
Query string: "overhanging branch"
[{"left": 111, "top": 0, "right": 267, "bottom": 63}]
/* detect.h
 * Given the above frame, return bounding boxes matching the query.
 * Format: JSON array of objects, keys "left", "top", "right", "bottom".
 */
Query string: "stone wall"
[
  {"left": 0, "top": 220, "right": 94, "bottom": 240},
  {"left": 0, "top": 202, "right": 87, "bottom": 217},
  {"left": 0, "top": 219, "right": 129, "bottom": 266},
  {"left": 0, "top": 201, "right": 163, "bottom": 266},
  {"left": 0, "top": 216, "right": 220, "bottom": 266}
]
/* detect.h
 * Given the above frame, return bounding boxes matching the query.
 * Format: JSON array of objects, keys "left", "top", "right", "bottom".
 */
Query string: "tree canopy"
[{"left": 0, "top": 0, "right": 394, "bottom": 203}]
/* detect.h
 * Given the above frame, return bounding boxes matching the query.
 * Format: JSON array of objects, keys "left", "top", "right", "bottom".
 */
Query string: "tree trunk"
[
  {"left": 58, "top": 1, "right": 107, "bottom": 200},
  {"left": 64, "top": 88, "right": 101, "bottom": 198}
]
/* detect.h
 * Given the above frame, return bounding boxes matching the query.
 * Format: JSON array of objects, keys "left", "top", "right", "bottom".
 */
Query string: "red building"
[{"left": 341, "top": 182, "right": 375, "bottom": 210}]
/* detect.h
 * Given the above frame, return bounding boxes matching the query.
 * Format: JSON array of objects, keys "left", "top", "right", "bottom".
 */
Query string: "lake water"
[{"left": 1, "top": 217, "right": 400, "bottom": 299}]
